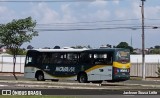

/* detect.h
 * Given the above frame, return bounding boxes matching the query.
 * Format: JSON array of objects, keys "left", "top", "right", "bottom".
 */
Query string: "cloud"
[
  {"left": 90, "top": 0, "right": 107, "bottom": 8},
  {"left": 28, "top": 3, "right": 77, "bottom": 24},
  {"left": 145, "top": 6, "right": 160, "bottom": 18},
  {"left": 93, "top": 9, "right": 110, "bottom": 20},
  {"left": 115, "top": 9, "right": 126, "bottom": 19},
  {"left": 0, "top": 6, "right": 15, "bottom": 23},
  {"left": 30, "top": 3, "right": 59, "bottom": 24},
  {"left": 131, "top": 1, "right": 160, "bottom": 19},
  {"left": 113, "top": 0, "right": 120, "bottom": 5},
  {"left": 132, "top": 2, "right": 141, "bottom": 18},
  {"left": 60, "top": 4, "right": 77, "bottom": 23}
]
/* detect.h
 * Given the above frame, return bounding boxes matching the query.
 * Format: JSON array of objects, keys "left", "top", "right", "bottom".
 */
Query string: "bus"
[{"left": 24, "top": 48, "right": 130, "bottom": 83}]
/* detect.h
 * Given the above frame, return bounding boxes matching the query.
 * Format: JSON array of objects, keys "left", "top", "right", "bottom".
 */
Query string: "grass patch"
[
  {"left": 0, "top": 96, "right": 77, "bottom": 98},
  {"left": 130, "top": 77, "right": 142, "bottom": 80}
]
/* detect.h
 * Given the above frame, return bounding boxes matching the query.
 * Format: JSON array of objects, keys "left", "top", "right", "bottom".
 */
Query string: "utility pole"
[{"left": 141, "top": 0, "right": 146, "bottom": 80}]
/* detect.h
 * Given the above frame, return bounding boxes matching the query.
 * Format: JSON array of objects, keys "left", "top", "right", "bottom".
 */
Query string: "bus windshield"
[{"left": 116, "top": 50, "right": 130, "bottom": 63}]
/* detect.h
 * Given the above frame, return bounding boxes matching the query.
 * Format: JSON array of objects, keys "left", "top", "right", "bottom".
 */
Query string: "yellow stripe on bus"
[
  {"left": 113, "top": 62, "right": 131, "bottom": 69},
  {"left": 85, "top": 65, "right": 111, "bottom": 73}
]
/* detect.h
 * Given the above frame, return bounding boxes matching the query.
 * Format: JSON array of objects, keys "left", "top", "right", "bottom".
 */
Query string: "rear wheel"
[
  {"left": 36, "top": 73, "right": 45, "bottom": 81},
  {"left": 78, "top": 73, "right": 88, "bottom": 83}
]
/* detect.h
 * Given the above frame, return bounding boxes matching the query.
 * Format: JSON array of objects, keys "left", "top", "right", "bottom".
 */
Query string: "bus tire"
[
  {"left": 36, "top": 72, "right": 45, "bottom": 81},
  {"left": 78, "top": 73, "right": 88, "bottom": 83}
]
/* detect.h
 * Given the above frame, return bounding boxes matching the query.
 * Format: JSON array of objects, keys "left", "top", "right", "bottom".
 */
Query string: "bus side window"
[
  {"left": 106, "top": 53, "right": 113, "bottom": 64},
  {"left": 37, "top": 54, "right": 43, "bottom": 65},
  {"left": 80, "top": 53, "right": 93, "bottom": 64},
  {"left": 26, "top": 55, "right": 36, "bottom": 65},
  {"left": 93, "top": 53, "right": 113, "bottom": 65},
  {"left": 64, "top": 53, "right": 79, "bottom": 64},
  {"left": 50, "top": 53, "right": 64, "bottom": 64},
  {"left": 26, "top": 56, "right": 32, "bottom": 65}
]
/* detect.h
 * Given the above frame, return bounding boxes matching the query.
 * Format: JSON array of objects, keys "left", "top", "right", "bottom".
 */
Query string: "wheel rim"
[
  {"left": 80, "top": 76, "right": 84, "bottom": 83},
  {"left": 79, "top": 75, "right": 87, "bottom": 83},
  {"left": 38, "top": 74, "right": 43, "bottom": 81}
]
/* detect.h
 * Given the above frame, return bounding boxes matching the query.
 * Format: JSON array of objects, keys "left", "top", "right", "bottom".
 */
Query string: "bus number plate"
[{"left": 120, "top": 69, "right": 128, "bottom": 72}]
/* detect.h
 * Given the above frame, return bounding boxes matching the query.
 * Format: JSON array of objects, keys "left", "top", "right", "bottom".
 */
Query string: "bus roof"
[
  {"left": 27, "top": 48, "right": 128, "bottom": 53},
  {"left": 28, "top": 48, "right": 89, "bottom": 52}
]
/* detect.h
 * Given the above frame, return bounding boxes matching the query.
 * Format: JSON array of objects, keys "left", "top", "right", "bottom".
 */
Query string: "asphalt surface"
[{"left": 0, "top": 74, "right": 160, "bottom": 96}]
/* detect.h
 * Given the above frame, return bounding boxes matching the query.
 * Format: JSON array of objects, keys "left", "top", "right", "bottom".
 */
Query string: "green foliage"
[
  {"left": 156, "top": 67, "right": 160, "bottom": 77},
  {"left": 71, "top": 45, "right": 92, "bottom": 49},
  {"left": 116, "top": 42, "right": 129, "bottom": 48},
  {"left": 116, "top": 42, "right": 133, "bottom": 53},
  {"left": 0, "top": 95, "right": 74, "bottom": 98},
  {"left": 149, "top": 49, "right": 160, "bottom": 54},
  {"left": 6, "top": 48, "right": 27, "bottom": 55},
  {"left": 0, "top": 17, "right": 38, "bottom": 50},
  {"left": 0, "top": 17, "right": 38, "bottom": 79},
  {"left": 155, "top": 45, "right": 160, "bottom": 49}
]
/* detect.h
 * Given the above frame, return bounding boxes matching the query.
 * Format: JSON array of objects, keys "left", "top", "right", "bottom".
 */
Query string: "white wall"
[{"left": 0, "top": 54, "right": 160, "bottom": 77}]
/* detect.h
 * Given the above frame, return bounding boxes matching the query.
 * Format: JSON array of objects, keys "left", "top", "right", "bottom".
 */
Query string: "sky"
[{"left": 1, "top": 0, "right": 160, "bottom": 49}]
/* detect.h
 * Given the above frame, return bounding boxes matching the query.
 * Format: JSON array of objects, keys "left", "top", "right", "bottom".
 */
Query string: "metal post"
[{"left": 141, "top": 0, "right": 146, "bottom": 80}]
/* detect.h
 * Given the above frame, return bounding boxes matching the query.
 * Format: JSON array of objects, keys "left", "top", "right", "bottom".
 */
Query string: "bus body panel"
[
  {"left": 24, "top": 67, "right": 36, "bottom": 79},
  {"left": 24, "top": 48, "right": 130, "bottom": 82},
  {"left": 86, "top": 65, "right": 112, "bottom": 81}
]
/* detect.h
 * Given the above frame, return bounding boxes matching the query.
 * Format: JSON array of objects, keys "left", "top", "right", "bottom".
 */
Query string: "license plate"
[{"left": 120, "top": 69, "right": 128, "bottom": 72}]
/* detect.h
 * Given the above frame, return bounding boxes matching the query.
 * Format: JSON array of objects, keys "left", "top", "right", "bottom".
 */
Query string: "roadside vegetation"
[
  {"left": 156, "top": 67, "right": 160, "bottom": 77},
  {"left": 6, "top": 49, "right": 27, "bottom": 55},
  {"left": 0, "top": 17, "right": 38, "bottom": 80},
  {"left": 0, "top": 96, "right": 76, "bottom": 98}
]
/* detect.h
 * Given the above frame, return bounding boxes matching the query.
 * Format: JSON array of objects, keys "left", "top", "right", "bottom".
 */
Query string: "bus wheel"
[
  {"left": 78, "top": 73, "right": 88, "bottom": 83},
  {"left": 36, "top": 73, "right": 45, "bottom": 81}
]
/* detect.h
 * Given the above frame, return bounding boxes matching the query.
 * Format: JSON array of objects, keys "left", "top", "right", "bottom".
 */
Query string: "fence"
[
  {"left": 130, "top": 63, "right": 160, "bottom": 77},
  {"left": 0, "top": 55, "right": 25, "bottom": 73},
  {"left": 0, "top": 54, "right": 160, "bottom": 77}
]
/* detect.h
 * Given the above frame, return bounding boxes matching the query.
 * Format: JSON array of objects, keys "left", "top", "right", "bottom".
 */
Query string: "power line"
[
  {"left": 34, "top": 26, "right": 157, "bottom": 32},
  {"left": 37, "top": 19, "right": 140, "bottom": 25}
]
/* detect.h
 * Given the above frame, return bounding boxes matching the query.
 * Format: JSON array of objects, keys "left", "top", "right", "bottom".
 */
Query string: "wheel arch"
[
  {"left": 35, "top": 70, "right": 44, "bottom": 78},
  {"left": 77, "top": 71, "right": 87, "bottom": 81}
]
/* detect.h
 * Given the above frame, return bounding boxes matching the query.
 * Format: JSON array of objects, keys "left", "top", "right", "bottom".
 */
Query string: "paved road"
[
  {"left": 0, "top": 75, "right": 160, "bottom": 96},
  {"left": 1, "top": 75, "right": 160, "bottom": 85}
]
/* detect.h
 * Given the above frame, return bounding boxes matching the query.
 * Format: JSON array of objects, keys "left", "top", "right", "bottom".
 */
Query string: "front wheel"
[
  {"left": 78, "top": 73, "right": 88, "bottom": 83},
  {"left": 36, "top": 73, "right": 45, "bottom": 81}
]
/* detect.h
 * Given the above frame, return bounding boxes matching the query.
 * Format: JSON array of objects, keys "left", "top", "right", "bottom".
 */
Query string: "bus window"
[
  {"left": 80, "top": 53, "right": 93, "bottom": 64},
  {"left": 50, "top": 53, "right": 64, "bottom": 64},
  {"left": 41, "top": 53, "right": 51, "bottom": 64},
  {"left": 116, "top": 51, "right": 130, "bottom": 63},
  {"left": 26, "top": 52, "right": 36, "bottom": 65},
  {"left": 93, "top": 53, "right": 113, "bottom": 65},
  {"left": 26, "top": 56, "right": 32, "bottom": 65},
  {"left": 66, "top": 53, "right": 79, "bottom": 64}
]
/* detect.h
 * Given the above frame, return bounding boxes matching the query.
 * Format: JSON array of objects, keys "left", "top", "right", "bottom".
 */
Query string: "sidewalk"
[
  {"left": 130, "top": 76, "right": 160, "bottom": 81},
  {"left": 0, "top": 72, "right": 24, "bottom": 76}
]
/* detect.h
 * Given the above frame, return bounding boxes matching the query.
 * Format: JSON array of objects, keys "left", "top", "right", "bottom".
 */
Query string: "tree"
[
  {"left": 27, "top": 45, "right": 34, "bottom": 49},
  {"left": 116, "top": 42, "right": 129, "bottom": 48},
  {"left": 156, "top": 67, "right": 160, "bottom": 77},
  {"left": 116, "top": 42, "right": 133, "bottom": 53},
  {"left": 0, "top": 17, "right": 38, "bottom": 80},
  {"left": 155, "top": 45, "right": 160, "bottom": 49},
  {"left": 54, "top": 46, "right": 60, "bottom": 49}
]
